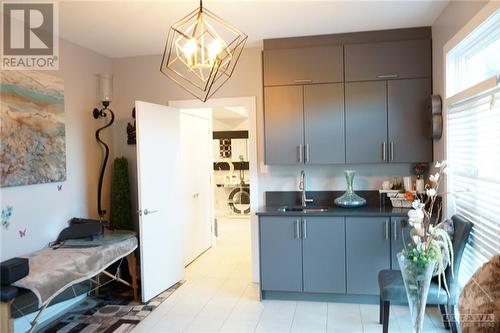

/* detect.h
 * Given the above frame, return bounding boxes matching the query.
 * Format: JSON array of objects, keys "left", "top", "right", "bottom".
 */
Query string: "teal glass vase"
[{"left": 334, "top": 170, "right": 366, "bottom": 207}]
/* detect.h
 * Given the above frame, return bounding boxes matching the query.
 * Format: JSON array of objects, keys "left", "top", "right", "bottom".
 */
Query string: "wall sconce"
[
  {"left": 428, "top": 95, "right": 443, "bottom": 139},
  {"left": 92, "top": 74, "right": 115, "bottom": 220}
]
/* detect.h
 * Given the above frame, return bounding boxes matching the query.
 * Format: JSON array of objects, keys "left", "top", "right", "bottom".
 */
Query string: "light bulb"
[
  {"left": 183, "top": 39, "right": 197, "bottom": 58},
  {"left": 208, "top": 39, "right": 223, "bottom": 63}
]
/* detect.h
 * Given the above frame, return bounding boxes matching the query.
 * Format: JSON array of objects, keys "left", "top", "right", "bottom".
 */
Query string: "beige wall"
[
  {"left": 0, "top": 40, "right": 112, "bottom": 260},
  {"left": 431, "top": 0, "right": 488, "bottom": 162}
]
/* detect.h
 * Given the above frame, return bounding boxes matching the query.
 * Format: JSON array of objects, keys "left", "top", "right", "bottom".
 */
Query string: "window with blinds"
[
  {"left": 447, "top": 81, "right": 500, "bottom": 284},
  {"left": 446, "top": 8, "right": 500, "bottom": 286}
]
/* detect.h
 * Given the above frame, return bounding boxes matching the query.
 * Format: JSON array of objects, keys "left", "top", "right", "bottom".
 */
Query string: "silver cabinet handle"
[
  {"left": 385, "top": 219, "right": 389, "bottom": 240},
  {"left": 302, "top": 219, "right": 307, "bottom": 239},
  {"left": 382, "top": 142, "right": 387, "bottom": 161},
  {"left": 390, "top": 142, "right": 394, "bottom": 161},
  {"left": 294, "top": 79, "right": 312, "bottom": 83},
  {"left": 393, "top": 220, "right": 397, "bottom": 241},
  {"left": 143, "top": 209, "right": 158, "bottom": 215},
  {"left": 297, "top": 144, "right": 303, "bottom": 164},
  {"left": 305, "top": 144, "right": 310, "bottom": 164},
  {"left": 294, "top": 219, "right": 300, "bottom": 239},
  {"left": 377, "top": 74, "right": 398, "bottom": 79}
]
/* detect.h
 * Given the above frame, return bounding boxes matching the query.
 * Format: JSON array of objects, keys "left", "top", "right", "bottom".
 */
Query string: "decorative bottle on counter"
[{"left": 334, "top": 170, "right": 367, "bottom": 208}]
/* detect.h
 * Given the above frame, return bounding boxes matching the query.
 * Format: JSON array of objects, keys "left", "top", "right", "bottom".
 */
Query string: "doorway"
[
  {"left": 180, "top": 109, "right": 213, "bottom": 265},
  {"left": 170, "top": 97, "right": 258, "bottom": 279}
]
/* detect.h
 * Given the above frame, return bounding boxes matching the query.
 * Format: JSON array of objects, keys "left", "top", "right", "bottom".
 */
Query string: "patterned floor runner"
[{"left": 40, "top": 282, "right": 182, "bottom": 333}]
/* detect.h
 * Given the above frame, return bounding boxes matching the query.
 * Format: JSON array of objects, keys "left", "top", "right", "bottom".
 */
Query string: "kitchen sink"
[{"left": 276, "top": 206, "right": 329, "bottom": 213}]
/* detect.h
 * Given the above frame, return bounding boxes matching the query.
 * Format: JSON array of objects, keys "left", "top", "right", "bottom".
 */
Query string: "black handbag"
[{"left": 53, "top": 218, "right": 104, "bottom": 245}]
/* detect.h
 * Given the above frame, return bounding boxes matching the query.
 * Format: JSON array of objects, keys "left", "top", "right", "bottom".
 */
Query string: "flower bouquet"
[{"left": 399, "top": 161, "right": 454, "bottom": 333}]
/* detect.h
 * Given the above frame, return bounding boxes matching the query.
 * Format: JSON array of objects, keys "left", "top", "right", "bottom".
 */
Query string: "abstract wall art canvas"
[{"left": 1, "top": 71, "right": 66, "bottom": 187}]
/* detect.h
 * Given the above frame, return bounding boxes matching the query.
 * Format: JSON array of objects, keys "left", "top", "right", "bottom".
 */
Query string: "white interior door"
[
  {"left": 135, "top": 101, "right": 184, "bottom": 302},
  {"left": 180, "top": 111, "right": 213, "bottom": 265}
]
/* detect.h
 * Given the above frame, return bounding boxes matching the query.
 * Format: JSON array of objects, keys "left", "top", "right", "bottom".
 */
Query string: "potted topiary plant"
[{"left": 110, "top": 157, "right": 133, "bottom": 230}]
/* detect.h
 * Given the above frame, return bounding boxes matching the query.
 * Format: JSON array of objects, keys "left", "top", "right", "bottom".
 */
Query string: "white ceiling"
[{"left": 59, "top": 0, "right": 449, "bottom": 58}]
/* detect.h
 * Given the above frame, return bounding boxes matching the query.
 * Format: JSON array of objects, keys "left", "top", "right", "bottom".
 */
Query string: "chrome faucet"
[{"left": 299, "top": 170, "right": 314, "bottom": 207}]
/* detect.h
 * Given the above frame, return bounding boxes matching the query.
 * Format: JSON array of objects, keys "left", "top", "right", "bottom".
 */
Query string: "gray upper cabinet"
[
  {"left": 304, "top": 83, "right": 345, "bottom": 164},
  {"left": 345, "top": 81, "right": 388, "bottom": 163},
  {"left": 259, "top": 216, "right": 303, "bottom": 292},
  {"left": 264, "top": 86, "right": 304, "bottom": 165},
  {"left": 345, "top": 39, "right": 431, "bottom": 82},
  {"left": 388, "top": 79, "right": 433, "bottom": 163},
  {"left": 263, "top": 46, "right": 343, "bottom": 86},
  {"left": 346, "top": 217, "right": 391, "bottom": 295},
  {"left": 303, "top": 217, "right": 346, "bottom": 293}
]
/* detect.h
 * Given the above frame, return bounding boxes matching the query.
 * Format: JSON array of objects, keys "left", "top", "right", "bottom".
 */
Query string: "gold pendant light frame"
[{"left": 160, "top": 0, "right": 248, "bottom": 102}]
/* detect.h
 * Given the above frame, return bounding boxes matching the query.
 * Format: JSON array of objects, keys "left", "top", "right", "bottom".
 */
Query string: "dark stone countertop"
[
  {"left": 256, "top": 190, "right": 410, "bottom": 217},
  {"left": 256, "top": 205, "right": 410, "bottom": 217}
]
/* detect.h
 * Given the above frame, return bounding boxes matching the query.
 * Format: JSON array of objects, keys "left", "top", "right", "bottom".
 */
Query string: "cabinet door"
[
  {"left": 263, "top": 46, "right": 343, "bottom": 86},
  {"left": 346, "top": 217, "right": 391, "bottom": 295},
  {"left": 346, "top": 81, "right": 388, "bottom": 163},
  {"left": 391, "top": 217, "right": 411, "bottom": 269},
  {"left": 304, "top": 83, "right": 345, "bottom": 164},
  {"left": 388, "top": 79, "right": 433, "bottom": 163},
  {"left": 264, "top": 86, "right": 304, "bottom": 165},
  {"left": 260, "top": 217, "right": 303, "bottom": 292},
  {"left": 345, "top": 39, "right": 431, "bottom": 82},
  {"left": 303, "top": 217, "right": 346, "bottom": 293}
]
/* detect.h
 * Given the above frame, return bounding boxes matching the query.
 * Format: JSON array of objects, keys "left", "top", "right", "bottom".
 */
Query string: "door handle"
[
  {"left": 294, "top": 219, "right": 300, "bottom": 239},
  {"left": 143, "top": 209, "right": 158, "bottom": 215},
  {"left": 294, "top": 79, "right": 312, "bottom": 84},
  {"left": 385, "top": 219, "right": 389, "bottom": 240},
  {"left": 393, "top": 220, "right": 397, "bottom": 241},
  {"left": 390, "top": 142, "right": 394, "bottom": 161},
  {"left": 382, "top": 142, "right": 387, "bottom": 161},
  {"left": 297, "top": 144, "right": 303, "bottom": 164},
  {"left": 192, "top": 193, "right": 200, "bottom": 198},
  {"left": 302, "top": 219, "right": 307, "bottom": 239},
  {"left": 304, "top": 144, "right": 310, "bottom": 164},
  {"left": 377, "top": 74, "right": 398, "bottom": 79}
]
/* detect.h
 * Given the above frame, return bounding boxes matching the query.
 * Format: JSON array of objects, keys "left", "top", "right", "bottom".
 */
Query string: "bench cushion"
[{"left": 0, "top": 286, "right": 18, "bottom": 302}]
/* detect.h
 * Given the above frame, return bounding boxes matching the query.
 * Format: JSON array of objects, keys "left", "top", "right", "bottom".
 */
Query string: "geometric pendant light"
[{"left": 160, "top": 0, "right": 247, "bottom": 102}]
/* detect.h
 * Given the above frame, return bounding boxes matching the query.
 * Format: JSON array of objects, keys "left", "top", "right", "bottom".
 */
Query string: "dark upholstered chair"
[{"left": 378, "top": 214, "right": 473, "bottom": 333}]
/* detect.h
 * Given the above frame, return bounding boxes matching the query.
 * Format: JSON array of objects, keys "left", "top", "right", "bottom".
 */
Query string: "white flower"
[
  {"left": 412, "top": 200, "right": 424, "bottom": 210},
  {"left": 412, "top": 235, "right": 421, "bottom": 245},
  {"left": 429, "top": 172, "right": 440, "bottom": 183},
  {"left": 426, "top": 188, "right": 437, "bottom": 197},
  {"left": 435, "top": 160, "right": 447, "bottom": 168},
  {"left": 408, "top": 208, "right": 424, "bottom": 221}
]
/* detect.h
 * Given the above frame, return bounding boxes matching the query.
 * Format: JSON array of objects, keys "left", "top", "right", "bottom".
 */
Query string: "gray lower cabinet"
[
  {"left": 303, "top": 217, "right": 346, "bottom": 293},
  {"left": 264, "top": 86, "right": 304, "bottom": 165},
  {"left": 344, "top": 39, "right": 431, "bottom": 82},
  {"left": 346, "top": 217, "right": 391, "bottom": 295},
  {"left": 304, "top": 84, "right": 345, "bottom": 164},
  {"left": 263, "top": 45, "right": 344, "bottom": 86},
  {"left": 391, "top": 217, "right": 411, "bottom": 269},
  {"left": 388, "top": 78, "right": 433, "bottom": 163},
  {"left": 259, "top": 216, "right": 303, "bottom": 292},
  {"left": 345, "top": 81, "right": 388, "bottom": 163}
]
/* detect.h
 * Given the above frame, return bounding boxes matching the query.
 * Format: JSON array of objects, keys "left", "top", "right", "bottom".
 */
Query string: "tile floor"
[{"left": 132, "top": 218, "right": 449, "bottom": 333}]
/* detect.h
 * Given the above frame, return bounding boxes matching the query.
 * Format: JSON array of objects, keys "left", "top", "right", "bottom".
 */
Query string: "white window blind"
[{"left": 447, "top": 79, "right": 500, "bottom": 284}]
